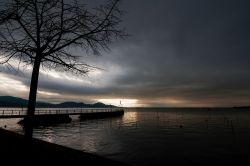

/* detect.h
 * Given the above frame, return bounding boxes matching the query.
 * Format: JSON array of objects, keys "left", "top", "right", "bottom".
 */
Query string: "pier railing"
[{"left": 0, "top": 108, "right": 123, "bottom": 118}]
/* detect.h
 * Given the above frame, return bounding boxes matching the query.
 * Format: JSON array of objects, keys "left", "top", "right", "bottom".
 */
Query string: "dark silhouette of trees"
[{"left": 0, "top": 0, "right": 125, "bottom": 139}]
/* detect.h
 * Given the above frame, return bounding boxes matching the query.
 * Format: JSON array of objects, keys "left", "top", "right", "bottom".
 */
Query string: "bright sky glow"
[
  {"left": 0, "top": 73, "right": 28, "bottom": 95},
  {"left": 98, "top": 99, "right": 138, "bottom": 107},
  {"left": 38, "top": 90, "right": 60, "bottom": 96}
]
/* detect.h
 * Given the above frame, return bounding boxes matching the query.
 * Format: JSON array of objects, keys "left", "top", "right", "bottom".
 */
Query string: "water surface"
[{"left": 1, "top": 108, "right": 250, "bottom": 165}]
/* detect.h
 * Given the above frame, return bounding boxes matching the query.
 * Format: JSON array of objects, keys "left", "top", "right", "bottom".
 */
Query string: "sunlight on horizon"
[{"left": 98, "top": 99, "right": 138, "bottom": 107}]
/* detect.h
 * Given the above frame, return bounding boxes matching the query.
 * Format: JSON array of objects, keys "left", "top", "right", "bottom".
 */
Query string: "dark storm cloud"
[
  {"left": 1, "top": 0, "right": 250, "bottom": 106},
  {"left": 94, "top": 0, "right": 250, "bottom": 106}
]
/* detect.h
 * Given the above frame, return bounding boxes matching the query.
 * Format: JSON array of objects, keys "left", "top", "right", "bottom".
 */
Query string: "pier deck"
[{"left": 0, "top": 108, "right": 124, "bottom": 118}]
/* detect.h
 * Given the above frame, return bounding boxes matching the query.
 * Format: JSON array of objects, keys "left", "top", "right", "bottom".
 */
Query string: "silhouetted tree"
[{"left": 0, "top": 0, "right": 125, "bottom": 138}]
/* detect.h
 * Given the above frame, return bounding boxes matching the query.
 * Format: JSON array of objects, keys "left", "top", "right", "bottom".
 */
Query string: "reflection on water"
[
  {"left": 38, "top": 128, "right": 55, "bottom": 143},
  {"left": 122, "top": 111, "right": 138, "bottom": 127},
  {"left": 1, "top": 108, "right": 250, "bottom": 165},
  {"left": 0, "top": 118, "right": 22, "bottom": 133}
]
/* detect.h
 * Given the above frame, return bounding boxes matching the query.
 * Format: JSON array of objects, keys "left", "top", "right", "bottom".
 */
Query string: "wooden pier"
[{"left": 0, "top": 108, "right": 124, "bottom": 119}]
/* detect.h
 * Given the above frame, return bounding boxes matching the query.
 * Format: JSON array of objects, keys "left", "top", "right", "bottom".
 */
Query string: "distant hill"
[
  {"left": 0, "top": 96, "right": 115, "bottom": 108},
  {"left": 0, "top": 96, "right": 28, "bottom": 107}
]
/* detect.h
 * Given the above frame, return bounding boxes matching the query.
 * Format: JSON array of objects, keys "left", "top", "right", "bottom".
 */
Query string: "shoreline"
[{"left": 0, "top": 128, "right": 129, "bottom": 166}]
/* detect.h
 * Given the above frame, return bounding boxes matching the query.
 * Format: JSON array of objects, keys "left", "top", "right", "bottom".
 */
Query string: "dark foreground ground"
[{"left": 0, "top": 128, "right": 129, "bottom": 166}]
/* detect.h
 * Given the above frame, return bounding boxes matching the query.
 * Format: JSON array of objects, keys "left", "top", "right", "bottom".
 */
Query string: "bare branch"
[{"left": 0, "top": 0, "right": 125, "bottom": 75}]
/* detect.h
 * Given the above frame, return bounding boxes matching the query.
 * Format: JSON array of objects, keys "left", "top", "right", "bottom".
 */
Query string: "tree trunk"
[{"left": 24, "top": 56, "right": 41, "bottom": 141}]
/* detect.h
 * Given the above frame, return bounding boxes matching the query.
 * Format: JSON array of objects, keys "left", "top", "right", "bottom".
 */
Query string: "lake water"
[{"left": 1, "top": 108, "right": 250, "bottom": 165}]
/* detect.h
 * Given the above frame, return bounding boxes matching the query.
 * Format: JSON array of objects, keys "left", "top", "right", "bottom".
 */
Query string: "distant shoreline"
[{"left": 0, "top": 96, "right": 115, "bottom": 108}]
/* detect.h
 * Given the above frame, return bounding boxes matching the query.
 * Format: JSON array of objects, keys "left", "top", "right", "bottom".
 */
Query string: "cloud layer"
[{"left": 1, "top": 0, "right": 250, "bottom": 107}]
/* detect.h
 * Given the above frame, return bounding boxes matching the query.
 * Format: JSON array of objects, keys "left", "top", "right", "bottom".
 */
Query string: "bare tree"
[{"left": 0, "top": 0, "right": 125, "bottom": 138}]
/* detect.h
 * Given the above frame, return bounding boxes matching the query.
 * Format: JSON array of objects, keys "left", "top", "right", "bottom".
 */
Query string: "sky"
[{"left": 1, "top": 0, "right": 250, "bottom": 107}]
